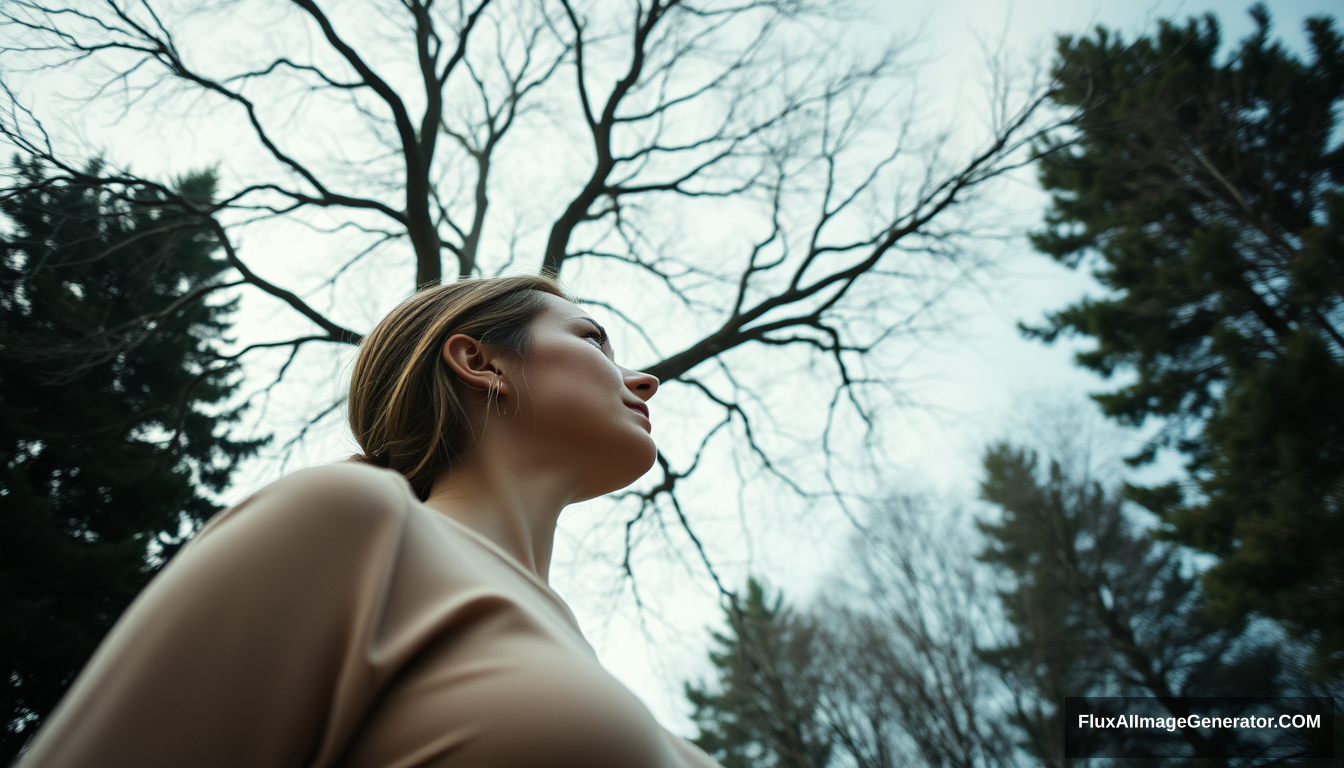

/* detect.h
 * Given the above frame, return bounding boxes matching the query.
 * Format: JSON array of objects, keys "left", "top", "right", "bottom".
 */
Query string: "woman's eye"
[{"left": 584, "top": 330, "right": 606, "bottom": 347}]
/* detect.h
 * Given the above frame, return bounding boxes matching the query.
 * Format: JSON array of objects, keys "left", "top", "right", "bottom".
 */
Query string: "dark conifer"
[
  {"left": 1029, "top": 6, "right": 1344, "bottom": 678},
  {"left": 977, "top": 444, "right": 1293, "bottom": 764},
  {"left": 686, "top": 578, "right": 831, "bottom": 768},
  {"left": 0, "top": 158, "right": 263, "bottom": 758}
]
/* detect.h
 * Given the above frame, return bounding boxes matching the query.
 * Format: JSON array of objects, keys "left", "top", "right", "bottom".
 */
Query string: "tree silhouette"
[{"left": 0, "top": 159, "right": 261, "bottom": 758}]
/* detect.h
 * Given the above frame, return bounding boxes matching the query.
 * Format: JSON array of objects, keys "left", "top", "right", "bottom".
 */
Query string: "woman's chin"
[
  {"left": 629, "top": 433, "right": 658, "bottom": 475},
  {"left": 577, "top": 440, "right": 658, "bottom": 500}
]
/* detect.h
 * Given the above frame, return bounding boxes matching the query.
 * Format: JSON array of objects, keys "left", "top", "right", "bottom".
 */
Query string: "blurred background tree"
[
  {"left": 808, "top": 494, "right": 1018, "bottom": 768},
  {"left": 0, "top": 159, "right": 261, "bottom": 756},
  {"left": 978, "top": 441, "right": 1294, "bottom": 764},
  {"left": 1028, "top": 5, "right": 1344, "bottom": 679},
  {"left": 686, "top": 578, "right": 831, "bottom": 768},
  {"left": 689, "top": 414, "right": 1335, "bottom": 767}
]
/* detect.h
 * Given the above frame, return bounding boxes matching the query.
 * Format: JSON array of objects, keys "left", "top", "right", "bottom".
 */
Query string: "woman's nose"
[{"left": 623, "top": 368, "right": 659, "bottom": 400}]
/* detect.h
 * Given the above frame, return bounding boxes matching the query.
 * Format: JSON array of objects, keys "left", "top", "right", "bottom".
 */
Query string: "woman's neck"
[{"left": 421, "top": 449, "right": 571, "bottom": 582}]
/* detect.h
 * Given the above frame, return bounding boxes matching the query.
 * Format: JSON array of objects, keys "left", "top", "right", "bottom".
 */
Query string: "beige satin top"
[{"left": 17, "top": 463, "right": 721, "bottom": 768}]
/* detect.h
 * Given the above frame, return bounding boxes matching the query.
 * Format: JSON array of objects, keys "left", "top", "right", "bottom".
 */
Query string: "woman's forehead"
[{"left": 535, "top": 293, "right": 590, "bottom": 323}]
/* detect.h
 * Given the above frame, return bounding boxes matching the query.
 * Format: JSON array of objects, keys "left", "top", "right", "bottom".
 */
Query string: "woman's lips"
[{"left": 625, "top": 401, "right": 649, "bottom": 420}]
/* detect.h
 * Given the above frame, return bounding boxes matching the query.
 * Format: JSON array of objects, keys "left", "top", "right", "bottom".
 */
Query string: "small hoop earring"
[{"left": 487, "top": 376, "right": 506, "bottom": 416}]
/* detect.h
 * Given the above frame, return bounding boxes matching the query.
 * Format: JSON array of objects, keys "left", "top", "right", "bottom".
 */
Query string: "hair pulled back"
[{"left": 348, "top": 275, "right": 569, "bottom": 499}]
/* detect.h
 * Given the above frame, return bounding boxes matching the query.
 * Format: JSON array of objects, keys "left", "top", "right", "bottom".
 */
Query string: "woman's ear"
[{"left": 442, "top": 334, "right": 511, "bottom": 395}]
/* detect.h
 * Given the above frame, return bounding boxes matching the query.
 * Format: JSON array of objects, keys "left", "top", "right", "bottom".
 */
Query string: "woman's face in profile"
[{"left": 507, "top": 293, "right": 659, "bottom": 499}]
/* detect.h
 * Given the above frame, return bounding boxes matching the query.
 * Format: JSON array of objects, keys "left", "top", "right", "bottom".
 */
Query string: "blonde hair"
[{"left": 348, "top": 275, "right": 569, "bottom": 499}]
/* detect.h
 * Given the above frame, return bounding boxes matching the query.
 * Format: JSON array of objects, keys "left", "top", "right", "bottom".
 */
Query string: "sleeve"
[{"left": 15, "top": 463, "right": 413, "bottom": 768}]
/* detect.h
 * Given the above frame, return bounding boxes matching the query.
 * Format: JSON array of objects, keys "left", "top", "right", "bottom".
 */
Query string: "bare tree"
[
  {"left": 0, "top": 0, "right": 1064, "bottom": 594},
  {"left": 809, "top": 493, "right": 1020, "bottom": 768}
]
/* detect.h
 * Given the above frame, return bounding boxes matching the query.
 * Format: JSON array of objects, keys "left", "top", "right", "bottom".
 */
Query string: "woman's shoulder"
[
  {"left": 200, "top": 461, "right": 417, "bottom": 544},
  {"left": 13, "top": 463, "right": 422, "bottom": 767},
  {"left": 255, "top": 461, "right": 413, "bottom": 506}
]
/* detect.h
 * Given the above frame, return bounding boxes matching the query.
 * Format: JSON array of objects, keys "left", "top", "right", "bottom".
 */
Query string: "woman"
[{"left": 17, "top": 275, "right": 721, "bottom": 768}]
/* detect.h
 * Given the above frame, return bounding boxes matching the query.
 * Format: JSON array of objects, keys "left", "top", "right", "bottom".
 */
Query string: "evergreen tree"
[
  {"left": 1029, "top": 6, "right": 1344, "bottom": 677},
  {"left": 0, "top": 158, "right": 262, "bottom": 758},
  {"left": 686, "top": 578, "right": 832, "bottom": 768},
  {"left": 978, "top": 443, "right": 1294, "bottom": 765}
]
